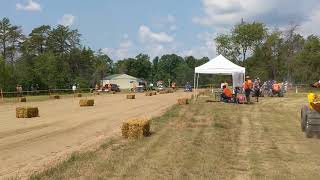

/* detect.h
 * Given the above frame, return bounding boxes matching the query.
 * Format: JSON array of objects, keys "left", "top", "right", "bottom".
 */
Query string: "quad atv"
[{"left": 301, "top": 105, "right": 320, "bottom": 138}]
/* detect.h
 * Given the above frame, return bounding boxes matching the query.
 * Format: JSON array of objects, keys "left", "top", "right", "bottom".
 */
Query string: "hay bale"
[
  {"left": 76, "top": 93, "right": 82, "bottom": 97},
  {"left": 152, "top": 91, "right": 157, "bottom": 95},
  {"left": 110, "top": 91, "right": 116, "bottom": 94},
  {"left": 127, "top": 94, "right": 135, "bottom": 99},
  {"left": 145, "top": 92, "right": 153, "bottom": 96},
  {"left": 50, "top": 95, "right": 60, "bottom": 99},
  {"left": 177, "top": 98, "right": 189, "bottom": 105},
  {"left": 19, "top": 97, "right": 27, "bottom": 102},
  {"left": 16, "top": 107, "right": 39, "bottom": 118},
  {"left": 94, "top": 92, "right": 100, "bottom": 95},
  {"left": 121, "top": 118, "right": 150, "bottom": 138},
  {"left": 79, "top": 99, "right": 94, "bottom": 107},
  {"left": 159, "top": 91, "right": 167, "bottom": 94},
  {"left": 166, "top": 88, "right": 174, "bottom": 93}
]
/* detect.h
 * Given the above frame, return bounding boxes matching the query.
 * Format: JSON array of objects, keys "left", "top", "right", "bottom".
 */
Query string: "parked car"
[
  {"left": 110, "top": 84, "right": 120, "bottom": 92},
  {"left": 103, "top": 84, "right": 120, "bottom": 92}
]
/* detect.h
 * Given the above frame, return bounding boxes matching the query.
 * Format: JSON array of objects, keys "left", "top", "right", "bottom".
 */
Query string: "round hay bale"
[
  {"left": 16, "top": 107, "right": 39, "bottom": 118},
  {"left": 79, "top": 99, "right": 94, "bottom": 107},
  {"left": 127, "top": 94, "right": 135, "bottom": 99}
]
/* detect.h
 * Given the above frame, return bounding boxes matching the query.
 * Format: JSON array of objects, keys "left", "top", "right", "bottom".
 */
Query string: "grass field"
[{"left": 29, "top": 93, "right": 320, "bottom": 180}]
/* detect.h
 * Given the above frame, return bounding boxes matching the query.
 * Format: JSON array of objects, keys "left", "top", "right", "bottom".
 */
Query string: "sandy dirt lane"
[{"left": 0, "top": 92, "right": 190, "bottom": 178}]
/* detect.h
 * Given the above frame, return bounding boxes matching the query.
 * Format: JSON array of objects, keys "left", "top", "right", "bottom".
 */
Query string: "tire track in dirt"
[
  {"left": 233, "top": 107, "right": 251, "bottom": 180},
  {"left": 0, "top": 92, "right": 190, "bottom": 179}
]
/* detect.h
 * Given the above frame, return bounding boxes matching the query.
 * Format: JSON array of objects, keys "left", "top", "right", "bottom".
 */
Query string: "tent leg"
[
  {"left": 196, "top": 73, "right": 199, "bottom": 100},
  {"left": 193, "top": 73, "right": 196, "bottom": 101}
]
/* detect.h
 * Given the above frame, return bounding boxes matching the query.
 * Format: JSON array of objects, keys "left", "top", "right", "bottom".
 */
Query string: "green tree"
[
  {"left": 47, "top": 25, "right": 80, "bottom": 54},
  {"left": 232, "top": 21, "right": 267, "bottom": 62},
  {"left": 22, "top": 25, "right": 51, "bottom": 55}
]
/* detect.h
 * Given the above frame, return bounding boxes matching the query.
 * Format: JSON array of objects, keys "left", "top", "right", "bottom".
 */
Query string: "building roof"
[
  {"left": 102, "top": 74, "right": 143, "bottom": 81},
  {"left": 103, "top": 74, "right": 122, "bottom": 80}
]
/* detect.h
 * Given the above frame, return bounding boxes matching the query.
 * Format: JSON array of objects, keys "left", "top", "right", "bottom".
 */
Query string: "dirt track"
[{"left": 0, "top": 92, "right": 190, "bottom": 178}]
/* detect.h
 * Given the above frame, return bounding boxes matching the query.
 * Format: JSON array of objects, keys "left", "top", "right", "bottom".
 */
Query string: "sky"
[{"left": 1, "top": 0, "right": 320, "bottom": 60}]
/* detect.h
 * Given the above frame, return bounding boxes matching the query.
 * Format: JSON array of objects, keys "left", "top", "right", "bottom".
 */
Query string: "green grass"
[{"left": 28, "top": 94, "right": 320, "bottom": 179}]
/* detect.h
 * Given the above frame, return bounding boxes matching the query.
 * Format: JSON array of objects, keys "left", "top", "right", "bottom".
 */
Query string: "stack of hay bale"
[
  {"left": 127, "top": 94, "right": 135, "bottom": 99},
  {"left": 79, "top": 99, "right": 94, "bottom": 107},
  {"left": 19, "top": 97, "right": 27, "bottom": 102},
  {"left": 177, "top": 98, "right": 189, "bottom": 105},
  {"left": 16, "top": 107, "right": 39, "bottom": 118},
  {"left": 145, "top": 92, "right": 153, "bottom": 96},
  {"left": 121, "top": 118, "right": 150, "bottom": 138}
]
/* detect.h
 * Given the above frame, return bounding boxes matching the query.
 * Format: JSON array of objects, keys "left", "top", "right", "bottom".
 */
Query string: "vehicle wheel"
[
  {"left": 301, "top": 105, "right": 308, "bottom": 132},
  {"left": 306, "top": 122, "right": 313, "bottom": 138}
]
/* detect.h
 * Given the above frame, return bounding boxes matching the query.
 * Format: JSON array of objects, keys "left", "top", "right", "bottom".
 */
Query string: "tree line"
[
  {"left": 215, "top": 21, "right": 320, "bottom": 84},
  {"left": 0, "top": 17, "right": 211, "bottom": 91},
  {"left": 1, "top": 17, "right": 319, "bottom": 91}
]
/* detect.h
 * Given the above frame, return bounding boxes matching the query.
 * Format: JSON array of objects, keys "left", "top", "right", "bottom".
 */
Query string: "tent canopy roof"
[{"left": 195, "top": 55, "right": 245, "bottom": 74}]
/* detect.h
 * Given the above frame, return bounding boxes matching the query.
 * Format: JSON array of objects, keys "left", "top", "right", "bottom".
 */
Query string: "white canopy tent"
[{"left": 194, "top": 55, "right": 245, "bottom": 98}]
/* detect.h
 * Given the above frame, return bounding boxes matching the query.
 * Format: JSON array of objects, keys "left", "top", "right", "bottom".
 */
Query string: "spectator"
[
  {"left": 221, "top": 85, "right": 232, "bottom": 102},
  {"left": 244, "top": 76, "right": 253, "bottom": 103}
]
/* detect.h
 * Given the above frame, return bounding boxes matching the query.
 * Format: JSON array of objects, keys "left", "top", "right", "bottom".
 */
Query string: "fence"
[{"left": 0, "top": 88, "right": 93, "bottom": 99}]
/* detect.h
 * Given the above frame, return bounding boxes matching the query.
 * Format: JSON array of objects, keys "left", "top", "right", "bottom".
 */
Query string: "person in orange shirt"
[
  {"left": 244, "top": 76, "right": 253, "bottom": 103},
  {"left": 272, "top": 82, "right": 281, "bottom": 96},
  {"left": 221, "top": 85, "right": 232, "bottom": 102}
]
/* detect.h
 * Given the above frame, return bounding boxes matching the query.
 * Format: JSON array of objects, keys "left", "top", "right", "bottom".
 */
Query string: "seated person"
[
  {"left": 272, "top": 83, "right": 281, "bottom": 95},
  {"left": 221, "top": 85, "right": 232, "bottom": 102}
]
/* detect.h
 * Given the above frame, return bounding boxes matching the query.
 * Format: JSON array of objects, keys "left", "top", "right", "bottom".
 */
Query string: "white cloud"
[
  {"left": 181, "top": 32, "right": 217, "bottom": 59},
  {"left": 58, "top": 14, "right": 76, "bottom": 26},
  {"left": 300, "top": 9, "right": 320, "bottom": 36},
  {"left": 16, "top": 0, "right": 41, "bottom": 12},
  {"left": 102, "top": 35, "right": 134, "bottom": 60},
  {"left": 193, "top": 0, "right": 320, "bottom": 28},
  {"left": 139, "top": 25, "right": 174, "bottom": 43},
  {"left": 193, "top": 0, "right": 274, "bottom": 26},
  {"left": 154, "top": 14, "right": 178, "bottom": 31}
]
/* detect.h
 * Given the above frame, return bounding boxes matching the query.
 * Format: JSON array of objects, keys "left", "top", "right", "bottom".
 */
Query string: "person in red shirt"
[{"left": 221, "top": 85, "right": 232, "bottom": 102}]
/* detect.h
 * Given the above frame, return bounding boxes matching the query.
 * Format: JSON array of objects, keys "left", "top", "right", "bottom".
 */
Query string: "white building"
[{"left": 101, "top": 74, "right": 144, "bottom": 89}]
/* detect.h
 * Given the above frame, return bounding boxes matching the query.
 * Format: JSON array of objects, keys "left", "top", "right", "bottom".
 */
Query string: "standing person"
[
  {"left": 107, "top": 83, "right": 112, "bottom": 92},
  {"left": 72, "top": 84, "right": 77, "bottom": 94},
  {"left": 95, "top": 84, "right": 100, "bottom": 92},
  {"left": 171, "top": 82, "right": 176, "bottom": 90},
  {"left": 253, "top": 78, "right": 261, "bottom": 102},
  {"left": 244, "top": 76, "right": 253, "bottom": 103},
  {"left": 132, "top": 81, "right": 136, "bottom": 92}
]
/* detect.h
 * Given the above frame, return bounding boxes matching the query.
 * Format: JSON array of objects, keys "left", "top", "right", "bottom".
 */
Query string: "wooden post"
[{"left": 0, "top": 89, "right": 3, "bottom": 102}]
